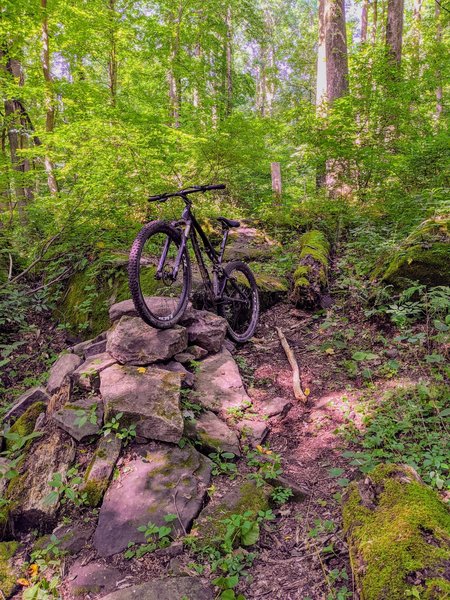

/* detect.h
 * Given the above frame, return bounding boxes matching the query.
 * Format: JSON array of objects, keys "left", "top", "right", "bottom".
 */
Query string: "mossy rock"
[
  {"left": 0, "top": 541, "right": 19, "bottom": 597},
  {"left": 291, "top": 229, "right": 330, "bottom": 307},
  {"left": 343, "top": 463, "right": 450, "bottom": 600},
  {"left": 5, "top": 402, "right": 46, "bottom": 452},
  {"left": 192, "top": 481, "right": 270, "bottom": 549},
  {"left": 55, "top": 259, "right": 162, "bottom": 338},
  {"left": 373, "top": 217, "right": 450, "bottom": 289}
]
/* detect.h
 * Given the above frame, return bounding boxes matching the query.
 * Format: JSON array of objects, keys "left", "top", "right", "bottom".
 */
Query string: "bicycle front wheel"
[
  {"left": 218, "top": 261, "right": 260, "bottom": 343},
  {"left": 128, "top": 221, "right": 191, "bottom": 329}
]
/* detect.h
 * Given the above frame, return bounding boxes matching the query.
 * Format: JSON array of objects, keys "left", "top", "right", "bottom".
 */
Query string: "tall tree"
[
  {"left": 361, "top": 0, "right": 369, "bottom": 43},
  {"left": 325, "top": 0, "right": 349, "bottom": 102},
  {"left": 386, "top": 0, "right": 404, "bottom": 64},
  {"left": 40, "top": 0, "right": 59, "bottom": 195}
]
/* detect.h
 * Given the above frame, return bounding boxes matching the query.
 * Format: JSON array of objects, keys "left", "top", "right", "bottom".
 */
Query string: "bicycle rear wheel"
[
  {"left": 128, "top": 221, "right": 191, "bottom": 328},
  {"left": 218, "top": 260, "right": 259, "bottom": 343}
]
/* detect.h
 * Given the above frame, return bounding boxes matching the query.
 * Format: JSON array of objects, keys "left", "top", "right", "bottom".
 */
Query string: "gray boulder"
[
  {"left": 100, "top": 364, "right": 184, "bottom": 443},
  {"left": 93, "top": 445, "right": 212, "bottom": 557},
  {"left": 47, "top": 353, "right": 82, "bottom": 394},
  {"left": 161, "top": 361, "right": 195, "bottom": 388},
  {"left": 71, "top": 352, "right": 116, "bottom": 391},
  {"left": 185, "top": 411, "right": 241, "bottom": 456},
  {"left": 236, "top": 419, "right": 269, "bottom": 447},
  {"left": 109, "top": 297, "right": 194, "bottom": 323},
  {"left": 70, "top": 332, "right": 107, "bottom": 358},
  {"left": 67, "top": 561, "right": 124, "bottom": 597},
  {"left": 52, "top": 397, "right": 103, "bottom": 442},
  {"left": 194, "top": 348, "right": 252, "bottom": 413},
  {"left": 182, "top": 310, "right": 227, "bottom": 353},
  {"left": 2, "top": 387, "right": 50, "bottom": 422},
  {"left": 82, "top": 435, "right": 122, "bottom": 506},
  {"left": 258, "top": 397, "right": 292, "bottom": 418},
  {"left": 100, "top": 577, "right": 214, "bottom": 600},
  {"left": 8, "top": 428, "right": 76, "bottom": 532},
  {"left": 107, "top": 316, "right": 188, "bottom": 365}
]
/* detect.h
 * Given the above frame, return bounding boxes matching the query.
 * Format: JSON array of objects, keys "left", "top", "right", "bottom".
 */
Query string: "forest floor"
[{"left": 2, "top": 259, "right": 446, "bottom": 600}]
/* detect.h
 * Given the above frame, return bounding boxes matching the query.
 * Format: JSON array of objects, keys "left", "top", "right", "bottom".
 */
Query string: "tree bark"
[
  {"left": 41, "top": 0, "right": 58, "bottom": 195},
  {"left": 386, "top": 0, "right": 404, "bottom": 65},
  {"left": 325, "top": 0, "right": 349, "bottom": 102},
  {"left": 435, "top": 2, "right": 443, "bottom": 121},
  {"left": 167, "top": 4, "right": 182, "bottom": 128},
  {"left": 2, "top": 53, "right": 33, "bottom": 214},
  {"left": 361, "top": 0, "right": 369, "bottom": 43},
  {"left": 108, "top": 0, "right": 118, "bottom": 107},
  {"left": 225, "top": 5, "right": 233, "bottom": 116},
  {"left": 371, "top": 0, "right": 378, "bottom": 43}
]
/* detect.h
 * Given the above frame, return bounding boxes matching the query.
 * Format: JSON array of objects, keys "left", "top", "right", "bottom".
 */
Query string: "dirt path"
[{"left": 234, "top": 303, "right": 361, "bottom": 600}]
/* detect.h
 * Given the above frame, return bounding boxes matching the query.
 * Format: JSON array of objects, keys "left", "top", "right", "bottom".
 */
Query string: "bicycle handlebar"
[{"left": 148, "top": 184, "right": 226, "bottom": 202}]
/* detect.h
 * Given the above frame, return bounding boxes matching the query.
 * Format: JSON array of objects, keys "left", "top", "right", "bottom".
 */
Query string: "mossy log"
[
  {"left": 290, "top": 230, "right": 330, "bottom": 307},
  {"left": 373, "top": 216, "right": 450, "bottom": 289},
  {"left": 343, "top": 464, "right": 450, "bottom": 600}
]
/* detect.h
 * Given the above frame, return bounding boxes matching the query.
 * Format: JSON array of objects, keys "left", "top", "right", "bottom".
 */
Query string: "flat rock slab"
[
  {"left": 52, "top": 397, "right": 103, "bottom": 442},
  {"left": 259, "top": 397, "right": 292, "bottom": 418},
  {"left": 71, "top": 352, "right": 116, "bottom": 391},
  {"left": 194, "top": 348, "right": 252, "bottom": 413},
  {"left": 182, "top": 310, "right": 227, "bottom": 354},
  {"left": 67, "top": 561, "right": 124, "bottom": 597},
  {"left": 100, "top": 364, "right": 184, "bottom": 443},
  {"left": 83, "top": 435, "right": 122, "bottom": 507},
  {"left": 93, "top": 445, "right": 212, "bottom": 557},
  {"left": 8, "top": 428, "right": 76, "bottom": 532},
  {"left": 2, "top": 387, "right": 50, "bottom": 422},
  {"left": 100, "top": 577, "right": 214, "bottom": 600},
  {"left": 107, "top": 316, "right": 188, "bottom": 365},
  {"left": 47, "top": 354, "right": 82, "bottom": 394},
  {"left": 185, "top": 411, "right": 241, "bottom": 456},
  {"left": 53, "top": 522, "right": 95, "bottom": 554},
  {"left": 109, "top": 297, "right": 194, "bottom": 323},
  {"left": 236, "top": 419, "right": 269, "bottom": 447},
  {"left": 71, "top": 332, "right": 107, "bottom": 358}
]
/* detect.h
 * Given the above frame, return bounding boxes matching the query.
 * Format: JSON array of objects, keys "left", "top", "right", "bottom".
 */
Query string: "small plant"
[
  {"left": 124, "top": 514, "right": 177, "bottom": 559},
  {"left": 74, "top": 403, "right": 98, "bottom": 428},
  {"left": 246, "top": 446, "right": 283, "bottom": 486},
  {"left": 102, "top": 412, "right": 136, "bottom": 445},
  {"left": 44, "top": 466, "right": 87, "bottom": 506},
  {"left": 271, "top": 486, "right": 293, "bottom": 505},
  {"left": 209, "top": 451, "right": 238, "bottom": 478}
]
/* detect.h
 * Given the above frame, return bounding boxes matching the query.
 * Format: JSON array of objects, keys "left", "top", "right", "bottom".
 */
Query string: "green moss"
[
  {"left": 5, "top": 402, "right": 46, "bottom": 452},
  {"left": 343, "top": 464, "right": 450, "bottom": 600},
  {"left": 0, "top": 541, "right": 19, "bottom": 597},
  {"left": 374, "top": 217, "right": 450, "bottom": 289},
  {"left": 193, "top": 481, "right": 270, "bottom": 548},
  {"left": 56, "top": 261, "right": 162, "bottom": 337},
  {"left": 83, "top": 479, "right": 107, "bottom": 507}
]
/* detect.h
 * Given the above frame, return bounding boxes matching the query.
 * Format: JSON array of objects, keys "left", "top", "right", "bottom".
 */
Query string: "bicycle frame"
[{"left": 156, "top": 196, "right": 229, "bottom": 303}]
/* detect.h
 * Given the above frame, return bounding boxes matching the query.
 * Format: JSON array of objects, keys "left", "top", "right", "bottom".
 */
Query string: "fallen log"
[
  {"left": 342, "top": 463, "right": 450, "bottom": 600},
  {"left": 290, "top": 230, "right": 330, "bottom": 308}
]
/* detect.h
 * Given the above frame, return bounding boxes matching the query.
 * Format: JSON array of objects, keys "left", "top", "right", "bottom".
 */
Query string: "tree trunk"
[
  {"left": 386, "top": 0, "right": 404, "bottom": 65},
  {"left": 108, "top": 0, "right": 118, "bottom": 107},
  {"left": 3, "top": 55, "right": 33, "bottom": 215},
  {"left": 167, "top": 4, "right": 182, "bottom": 128},
  {"left": 435, "top": 2, "right": 443, "bottom": 121},
  {"left": 371, "top": 0, "right": 378, "bottom": 43},
  {"left": 41, "top": 0, "right": 58, "bottom": 196},
  {"left": 361, "top": 0, "right": 369, "bottom": 43},
  {"left": 316, "top": 0, "right": 326, "bottom": 110},
  {"left": 325, "top": 0, "right": 349, "bottom": 103},
  {"left": 225, "top": 5, "right": 233, "bottom": 116}
]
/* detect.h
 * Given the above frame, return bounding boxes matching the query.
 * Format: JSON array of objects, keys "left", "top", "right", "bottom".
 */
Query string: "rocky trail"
[
  {"left": 0, "top": 292, "right": 363, "bottom": 600},
  {"left": 1, "top": 279, "right": 448, "bottom": 600}
]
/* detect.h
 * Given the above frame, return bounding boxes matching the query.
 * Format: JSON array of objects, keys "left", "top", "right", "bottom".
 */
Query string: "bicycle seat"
[{"left": 217, "top": 217, "right": 240, "bottom": 229}]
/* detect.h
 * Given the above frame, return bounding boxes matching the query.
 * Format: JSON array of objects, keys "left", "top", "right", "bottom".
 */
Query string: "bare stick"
[{"left": 276, "top": 326, "right": 307, "bottom": 403}]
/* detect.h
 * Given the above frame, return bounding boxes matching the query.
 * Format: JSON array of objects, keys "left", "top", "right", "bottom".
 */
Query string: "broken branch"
[{"left": 276, "top": 326, "right": 307, "bottom": 403}]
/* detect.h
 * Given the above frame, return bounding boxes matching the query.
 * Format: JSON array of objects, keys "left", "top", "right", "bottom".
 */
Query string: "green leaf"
[{"left": 241, "top": 521, "right": 260, "bottom": 546}]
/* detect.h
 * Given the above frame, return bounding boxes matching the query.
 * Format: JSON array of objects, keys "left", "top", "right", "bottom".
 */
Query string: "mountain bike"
[{"left": 128, "top": 184, "right": 259, "bottom": 343}]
